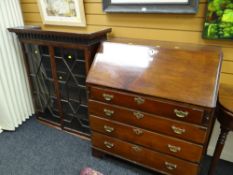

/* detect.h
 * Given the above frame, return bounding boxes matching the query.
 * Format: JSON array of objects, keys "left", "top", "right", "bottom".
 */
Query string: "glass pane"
[
  {"left": 24, "top": 44, "right": 60, "bottom": 125},
  {"left": 54, "top": 47, "right": 89, "bottom": 134}
]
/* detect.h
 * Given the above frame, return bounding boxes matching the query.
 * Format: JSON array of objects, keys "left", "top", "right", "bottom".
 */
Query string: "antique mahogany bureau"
[
  {"left": 8, "top": 26, "right": 111, "bottom": 136},
  {"left": 86, "top": 38, "right": 222, "bottom": 175}
]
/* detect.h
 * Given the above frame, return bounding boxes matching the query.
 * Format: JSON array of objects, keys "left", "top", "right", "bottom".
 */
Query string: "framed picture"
[
  {"left": 103, "top": 0, "right": 199, "bottom": 14},
  {"left": 37, "top": 0, "right": 86, "bottom": 27},
  {"left": 203, "top": 0, "right": 233, "bottom": 40}
]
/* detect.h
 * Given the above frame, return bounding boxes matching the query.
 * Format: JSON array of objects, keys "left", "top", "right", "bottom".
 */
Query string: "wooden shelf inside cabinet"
[{"left": 8, "top": 26, "right": 111, "bottom": 137}]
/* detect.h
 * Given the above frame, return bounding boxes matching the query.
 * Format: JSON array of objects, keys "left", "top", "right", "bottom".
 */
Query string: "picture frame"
[
  {"left": 203, "top": 0, "right": 233, "bottom": 40},
  {"left": 37, "top": 0, "right": 86, "bottom": 27},
  {"left": 103, "top": 0, "right": 199, "bottom": 14}
]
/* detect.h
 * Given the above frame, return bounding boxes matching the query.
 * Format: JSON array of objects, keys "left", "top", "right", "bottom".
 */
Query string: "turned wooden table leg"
[{"left": 208, "top": 127, "right": 229, "bottom": 175}]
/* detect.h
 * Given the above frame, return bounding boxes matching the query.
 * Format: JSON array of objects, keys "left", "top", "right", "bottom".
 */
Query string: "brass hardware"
[
  {"left": 104, "top": 109, "right": 114, "bottom": 117},
  {"left": 171, "top": 125, "right": 186, "bottom": 135},
  {"left": 133, "top": 128, "right": 143, "bottom": 135},
  {"left": 104, "top": 141, "right": 114, "bottom": 149},
  {"left": 102, "top": 93, "right": 114, "bottom": 102},
  {"left": 165, "top": 162, "right": 177, "bottom": 170},
  {"left": 174, "top": 109, "right": 189, "bottom": 118},
  {"left": 58, "top": 76, "right": 63, "bottom": 80},
  {"left": 35, "top": 50, "right": 38, "bottom": 54},
  {"left": 132, "top": 145, "right": 142, "bottom": 152},
  {"left": 104, "top": 125, "right": 114, "bottom": 133},
  {"left": 168, "top": 144, "right": 181, "bottom": 153},
  {"left": 134, "top": 97, "right": 145, "bottom": 105},
  {"left": 133, "top": 111, "right": 144, "bottom": 119},
  {"left": 68, "top": 55, "right": 72, "bottom": 59}
]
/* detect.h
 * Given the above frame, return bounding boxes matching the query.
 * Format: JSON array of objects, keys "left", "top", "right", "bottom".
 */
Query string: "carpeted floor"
[{"left": 0, "top": 117, "right": 232, "bottom": 175}]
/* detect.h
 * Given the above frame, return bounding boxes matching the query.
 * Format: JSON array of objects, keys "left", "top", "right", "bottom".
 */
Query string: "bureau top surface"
[{"left": 86, "top": 38, "right": 222, "bottom": 108}]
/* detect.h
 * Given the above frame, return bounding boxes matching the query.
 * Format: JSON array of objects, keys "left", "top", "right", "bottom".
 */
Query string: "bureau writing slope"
[
  {"left": 8, "top": 26, "right": 111, "bottom": 136},
  {"left": 86, "top": 38, "right": 222, "bottom": 175}
]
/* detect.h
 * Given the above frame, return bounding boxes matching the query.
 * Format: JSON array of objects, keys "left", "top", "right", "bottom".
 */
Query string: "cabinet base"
[{"left": 37, "top": 116, "right": 90, "bottom": 140}]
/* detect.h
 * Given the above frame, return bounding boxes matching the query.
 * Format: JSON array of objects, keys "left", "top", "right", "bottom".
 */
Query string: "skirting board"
[{"left": 207, "top": 121, "right": 233, "bottom": 163}]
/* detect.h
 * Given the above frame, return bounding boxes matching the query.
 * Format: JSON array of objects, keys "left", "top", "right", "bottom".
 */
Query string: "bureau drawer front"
[
  {"left": 90, "top": 87, "right": 204, "bottom": 124},
  {"left": 90, "top": 116, "right": 203, "bottom": 162},
  {"left": 89, "top": 100, "right": 207, "bottom": 144},
  {"left": 92, "top": 132, "right": 199, "bottom": 175}
]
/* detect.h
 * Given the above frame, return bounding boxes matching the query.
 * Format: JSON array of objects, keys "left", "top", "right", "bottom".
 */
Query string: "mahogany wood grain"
[
  {"left": 86, "top": 39, "right": 222, "bottom": 108},
  {"left": 49, "top": 46, "right": 64, "bottom": 128},
  {"left": 88, "top": 100, "right": 207, "bottom": 144},
  {"left": 92, "top": 132, "right": 199, "bottom": 175},
  {"left": 89, "top": 86, "right": 204, "bottom": 124},
  {"left": 90, "top": 115, "right": 203, "bottom": 163},
  {"left": 8, "top": 26, "right": 112, "bottom": 40},
  {"left": 87, "top": 39, "right": 222, "bottom": 175}
]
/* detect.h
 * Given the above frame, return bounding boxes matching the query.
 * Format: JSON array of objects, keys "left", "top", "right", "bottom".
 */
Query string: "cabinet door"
[
  {"left": 25, "top": 44, "right": 61, "bottom": 125},
  {"left": 54, "top": 47, "right": 90, "bottom": 134}
]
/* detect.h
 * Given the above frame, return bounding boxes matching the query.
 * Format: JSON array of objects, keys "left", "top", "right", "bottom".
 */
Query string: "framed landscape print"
[
  {"left": 203, "top": 0, "right": 233, "bottom": 40},
  {"left": 103, "top": 0, "right": 199, "bottom": 13},
  {"left": 37, "top": 0, "right": 86, "bottom": 27}
]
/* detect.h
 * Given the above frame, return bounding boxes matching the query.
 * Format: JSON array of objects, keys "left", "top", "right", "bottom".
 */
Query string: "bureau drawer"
[
  {"left": 89, "top": 100, "right": 207, "bottom": 144},
  {"left": 90, "top": 116, "right": 203, "bottom": 162},
  {"left": 92, "top": 132, "right": 199, "bottom": 175},
  {"left": 90, "top": 87, "right": 204, "bottom": 124}
]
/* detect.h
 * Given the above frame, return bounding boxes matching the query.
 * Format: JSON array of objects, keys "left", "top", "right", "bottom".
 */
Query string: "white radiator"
[{"left": 0, "top": 0, "right": 34, "bottom": 131}]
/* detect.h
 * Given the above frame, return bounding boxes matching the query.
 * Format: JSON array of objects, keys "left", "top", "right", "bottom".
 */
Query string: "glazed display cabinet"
[{"left": 9, "top": 26, "right": 111, "bottom": 137}]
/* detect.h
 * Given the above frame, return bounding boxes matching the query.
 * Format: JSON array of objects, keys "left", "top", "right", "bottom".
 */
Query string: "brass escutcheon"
[
  {"left": 102, "top": 93, "right": 114, "bottom": 102},
  {"left": 171, "top": 125, "right": 186, "bottom": 135},
  {"left": 133, "top": 128, "right": 143, "bottom": 135},
  {"left": 174, "top": 109, "right": 189, "bottom": 118},
  {"left": 168, "top": 144, "right": 181, "bottom": 153},
  {"left": 104, "top": 141, "right": 114, "bottom": 149},
  {"left": 132, "top": 145, "right": 142, "bottom": 152},
  {"left": 104, "top": 125, "right": 114, "bottom": 133},
  {"left": 134, "top": 97, "right": 145, "bottom": 105},
  {"left": 165, "top": 162, "right": 177, "bottom": 170},
  {"left": 133, "top": 111, "right": 144, "bottom": 119},
  {"left": 104, "top": 108, "right": 114, "bottom": 117}
]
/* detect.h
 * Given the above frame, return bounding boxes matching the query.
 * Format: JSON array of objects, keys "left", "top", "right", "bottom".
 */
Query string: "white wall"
[{"left": 207, "top": 120, "right": 233, "bottom": 162}]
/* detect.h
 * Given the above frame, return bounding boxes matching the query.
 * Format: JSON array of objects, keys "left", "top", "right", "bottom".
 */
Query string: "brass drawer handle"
[
  {"left": 168, "top": 144, "right": 181, "bottom": 153},
  {"left": 104, "top": 125, "right": 114, "bottom": 133},
  {"left": 104, "top": 108, "right": 114, "bottom": 117},
  {"left": 165, "top": 161, "right": 177, "bottom": 170},
  {"left": 103, "top": 93, "right": 114, "bottom": 102},
  {"left": 174, "top": 109, "right": 189, "bottom": 118},
  {"left": 104, "top": 141, "right": 114, "bottom": 149},
  {"left": 133, "top": 111, "right": 144, "bottom": 119},
  {"left": 132, "top": 145, "right": 142, "bottom": 152},
  {"left": 171, "top": 125, "right": 186, "bottom": 135},
  {"left": 134, "top": 97, "right": 145, "bottom": 105},
  {"left": 133, "top": 128, "right": 143, "bottom": 135}
]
